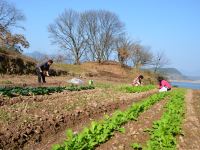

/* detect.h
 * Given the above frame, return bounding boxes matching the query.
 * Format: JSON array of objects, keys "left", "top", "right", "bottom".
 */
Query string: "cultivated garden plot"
[
  {"left": 0, "top": 84, "right": 156, "bottom": 149},
  {"left": 96, "top": 96, "right": 168, "bottom": 150},
  {"left": 145, "top": 89, "right": 185, "bottom": 149},
  {"left": 1, "top": 1, "right": 199, "bottom": 149},
  {"left": 0, "top": 85, "right": 95, "bottom": 97},
  {"left": 52, "top": 92, "right": 170, "bottom": 150},
  {"left": 1, "top": 83, "right": 199, "bottom": 150},
  {"left": 51, "top": 90, "right": 188, "bottom": 150},
  {"left": 0, "top": 85, "right": 95, "bottom": 106}
]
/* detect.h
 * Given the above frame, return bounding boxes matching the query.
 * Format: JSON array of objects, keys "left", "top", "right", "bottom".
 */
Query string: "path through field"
[{"left": 178, "top": 90, "right": 200, "bottom": 150}]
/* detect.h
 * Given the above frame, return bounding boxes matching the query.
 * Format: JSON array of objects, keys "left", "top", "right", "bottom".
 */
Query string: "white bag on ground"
[
  {"left": 67, "top": 78, "right": 84, "bottom": 85},
  {"left": 159, "top": 87, "right": 168, "bottom": 92}
]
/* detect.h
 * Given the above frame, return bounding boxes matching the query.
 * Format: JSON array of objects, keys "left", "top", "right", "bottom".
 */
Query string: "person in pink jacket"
[{"left": 158, "top": 77, "right": 172, "bottom": 92}]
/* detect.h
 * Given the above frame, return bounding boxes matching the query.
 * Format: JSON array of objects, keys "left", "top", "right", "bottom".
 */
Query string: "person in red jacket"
[{"left": 158, "top": 76, "right": 172, "bottom": 92}]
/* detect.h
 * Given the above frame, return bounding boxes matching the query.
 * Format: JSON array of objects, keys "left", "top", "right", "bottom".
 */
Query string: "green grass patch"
[
  {"left": 0, "top": 109, "right": 11, "bottom": 122},
  {"left": 95, "top": 82, "right": 116, "bottom": 89},
  {"left": 1, "top": 80, "right": 13, "bottom": 84},
  {"left": 120, "top": 85, "right": 156, "bottom": 93},
  {"left": 53, "top": 63, "right": 84, "bottom": 74}
]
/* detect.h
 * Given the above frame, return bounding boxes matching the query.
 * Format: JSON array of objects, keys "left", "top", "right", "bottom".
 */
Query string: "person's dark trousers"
[{"left": 36, "top": 68, "right": 46, "bottom": 83}]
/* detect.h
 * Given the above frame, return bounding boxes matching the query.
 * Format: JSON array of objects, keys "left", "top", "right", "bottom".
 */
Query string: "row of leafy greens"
[
  {"left": 52, "top": 92, "right": 169, "bottom": 150},
  {"left": 0, "top": 85, "right": 95, "bottom": 97}
]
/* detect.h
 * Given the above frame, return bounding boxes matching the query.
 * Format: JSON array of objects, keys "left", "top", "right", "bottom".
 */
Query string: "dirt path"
[
  {"left": 95, "top": 98, "right": 168, "bottom": 150},
  {"left": 178, "top": 89, "right": 200, "bottom": 150}
]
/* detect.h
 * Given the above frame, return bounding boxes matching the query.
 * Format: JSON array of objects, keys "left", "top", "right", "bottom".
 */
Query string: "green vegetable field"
[{"left": 0, "top": 83, "right": 199, "bottom": 150}]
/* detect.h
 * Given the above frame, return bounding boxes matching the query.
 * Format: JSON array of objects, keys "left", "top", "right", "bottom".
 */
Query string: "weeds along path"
[
  {"left": 96, "top": 97, "right": 168, "bottom": 150},
  {"left": 178, "top": 89, "right": 200, "bottom": 150},
  {"left": 0, "top": 89, "right": 157, "bottom": 149}
]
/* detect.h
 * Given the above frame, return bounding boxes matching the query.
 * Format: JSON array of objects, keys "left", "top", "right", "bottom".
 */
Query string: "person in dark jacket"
[{"left": 36, "top": 59, "right": 53, "bottom": 83}]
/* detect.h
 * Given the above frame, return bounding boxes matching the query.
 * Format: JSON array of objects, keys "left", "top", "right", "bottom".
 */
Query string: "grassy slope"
[
  {"left": 53, "top": 61, "right": 158, "bottom": 85},
  {"left": 0, "top": 48, "right": 158, "bottom": 85}
]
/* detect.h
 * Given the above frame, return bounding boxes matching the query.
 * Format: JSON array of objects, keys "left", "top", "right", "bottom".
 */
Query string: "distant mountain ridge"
[
  {"left": 24, "top": 51, "right": 71, "bottom": 63},
  {"left": 147, "top": 67, "right": 187, "bottom": 80},
  {"left": 185, "top": 76, "right": 200, "bottom": 81},
  {"left": 24, "top": 51, "right": 47, "bottom": 61},
  {"left": 156, "top": 68, "right": 182, "bottom": 75},
  {"left": 147, "top": 68, "right": 200, "bottom": 81}
]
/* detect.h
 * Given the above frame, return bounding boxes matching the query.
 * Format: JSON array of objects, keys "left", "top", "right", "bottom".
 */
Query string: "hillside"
[
  {"left": 0, "top": 48, "right": 159, "bottom": 85},
  {"left": 0, "top": 48, "right": 36, "bottom": 74},
  {"left": 146, "top": 67, "right": 186, "bottom": 80},
  {"left": 157, "top": 68, "right": 182, "bottom": 75},
  {"left": 52, "top": 61, "right": 159, "bottom": 84},
  {"left": 0, "top": 48, "right": 69, "bottom": 76}
]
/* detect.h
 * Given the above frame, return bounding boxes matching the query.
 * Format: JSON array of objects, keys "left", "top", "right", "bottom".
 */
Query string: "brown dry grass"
[
  {"left": 0, "top": 61, "right": 158, "bottom": 87},
  {"left": 0, "top": 50, "right": 158, "bottom": 87},
  {"left": 52, "top": 61, "right": 157, "bottom": 85}
]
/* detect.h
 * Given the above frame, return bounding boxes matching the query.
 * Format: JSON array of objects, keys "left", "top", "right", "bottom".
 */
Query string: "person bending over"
[
  {"left": 158, "top": 76, "right": 171, "bottom": 92},
  {"left": 36, "top": 59, "right": 53, "bottom": 83},
  {"left": 132, "top": 75, "right": 144, "bottom": 86}
]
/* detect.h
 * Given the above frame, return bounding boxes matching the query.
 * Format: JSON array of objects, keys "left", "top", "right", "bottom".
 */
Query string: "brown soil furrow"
[
  {"left": 0, "top": 90, "right": 157, "bottom": 149},
  {"left": 177, "top": 90, "right": 200, "bottom": 150},
  {"left": 96, "top": 98, "right": 168, "bottom": 150}
]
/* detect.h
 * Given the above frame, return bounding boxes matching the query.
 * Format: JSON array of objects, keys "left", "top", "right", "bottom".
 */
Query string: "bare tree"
[
  {"left": 0, "top": 0, "right": 25, "bottom": 32},
  {"left": 0, "top": 0, "right": 27, "bottom": 51},
  {"left": 52, "top": 53, "right": 68, "bottom": 63},
  {"left": 152, "top": 51, "right": 170, "bottom": 73},
  {"left": 130, "top": 43, "right": 153, "bottom": 68},
  {"left": 81, "top": 10, "right": 125, "bottom": 63},
  {"left": 115, "top": 35, "right": 132, "bottom": 67},
  {"left": 54, "top": 54, "right": 65, "bottom": 63},
  {"left": 48, "top": 9, "right": 86, "bottom": 64}
]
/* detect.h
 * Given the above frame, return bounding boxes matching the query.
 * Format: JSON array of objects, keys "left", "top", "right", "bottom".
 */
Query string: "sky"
[{"left": 7, "top": 0, "right": 200, "bottom": 76}]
